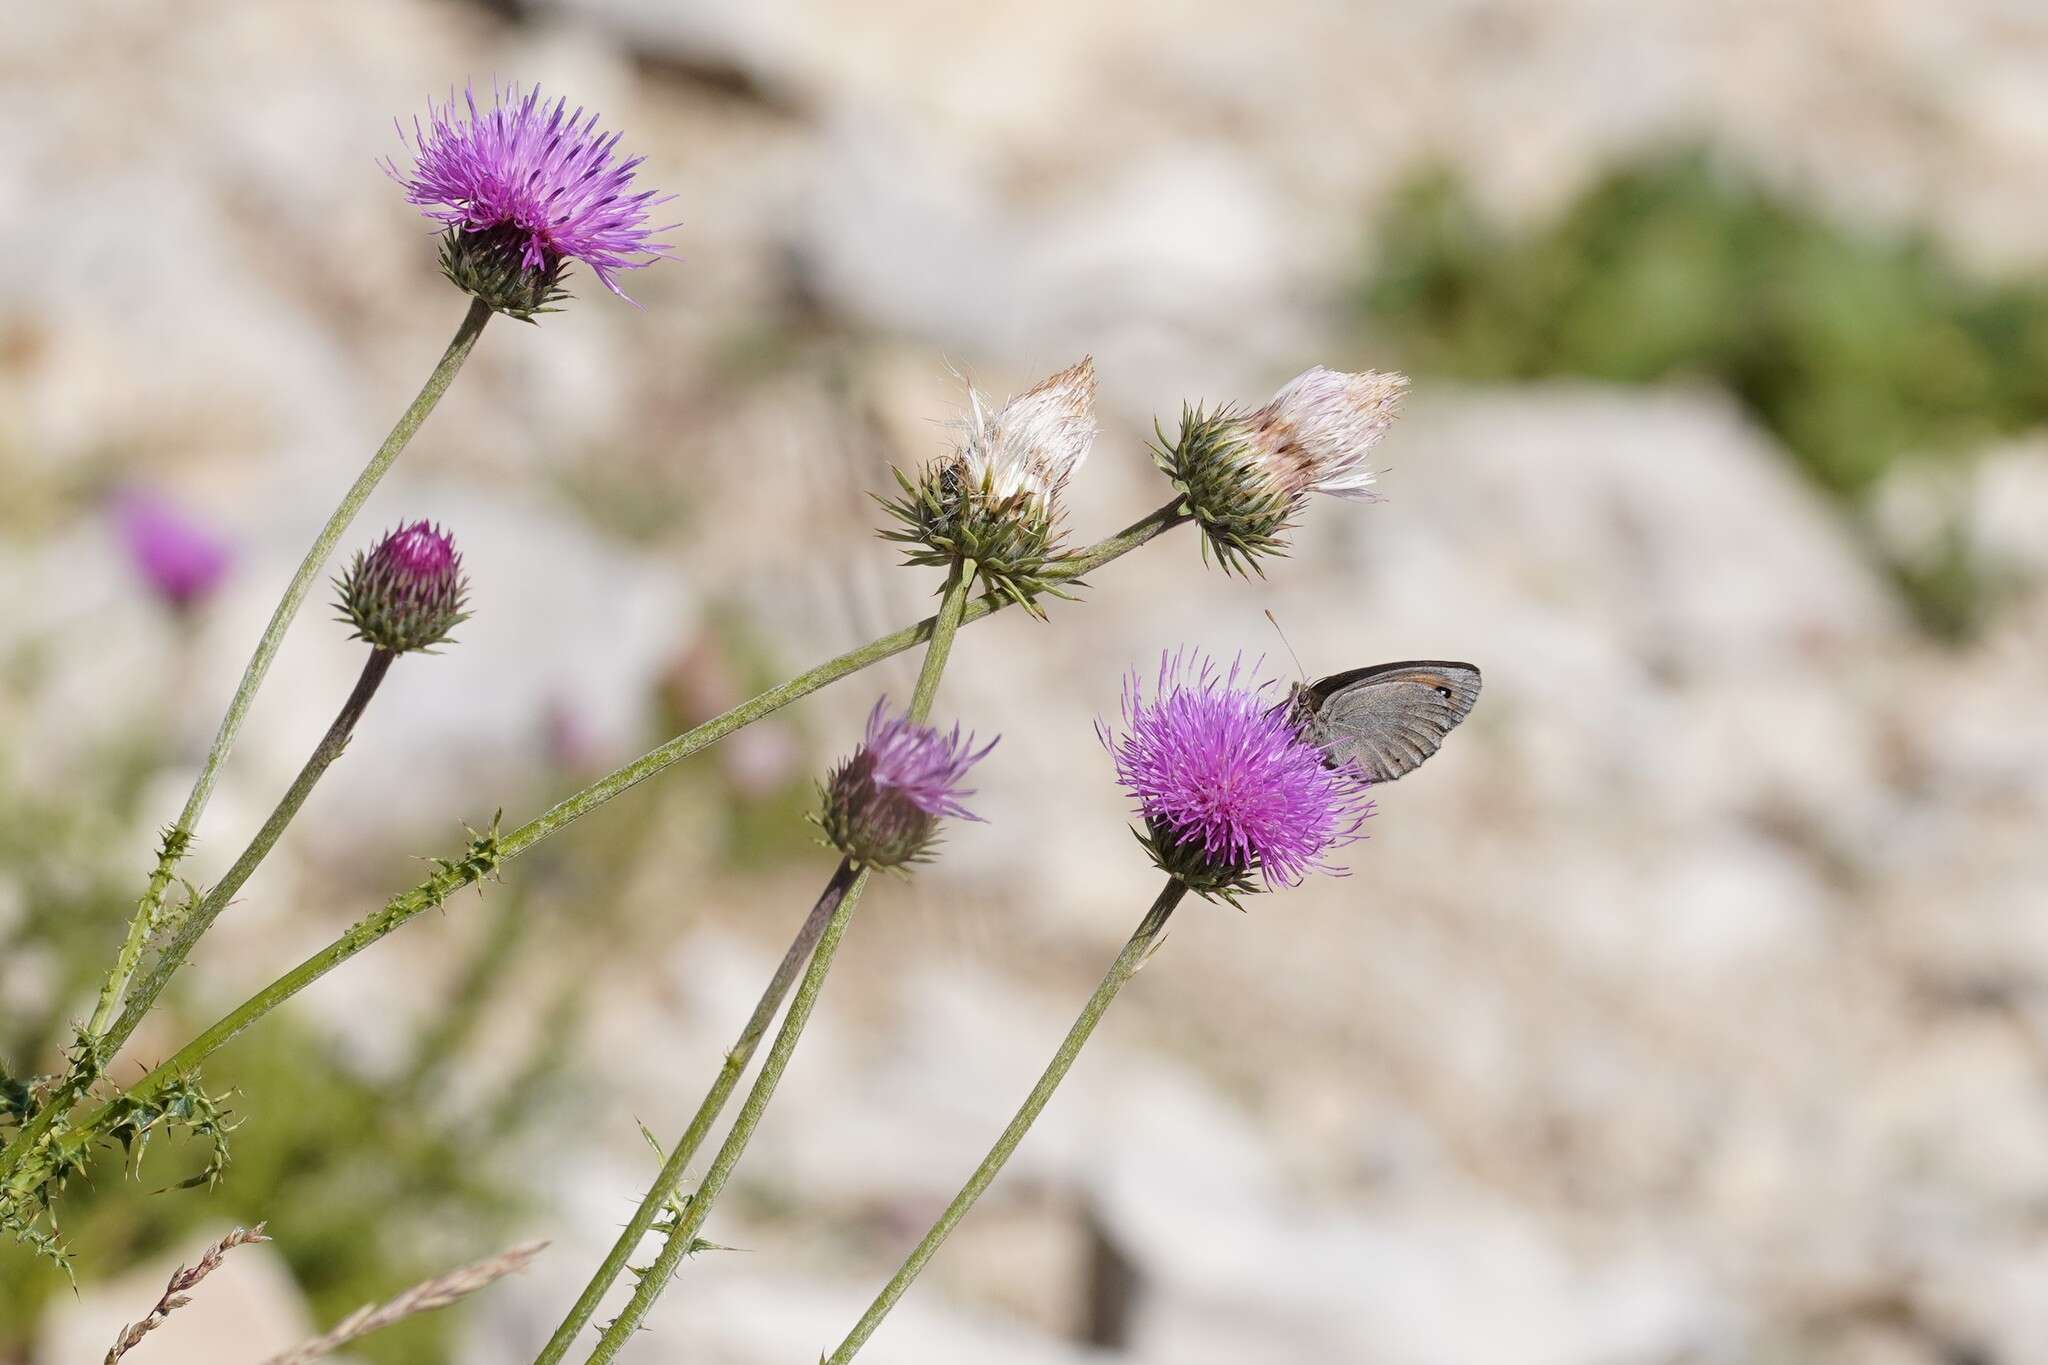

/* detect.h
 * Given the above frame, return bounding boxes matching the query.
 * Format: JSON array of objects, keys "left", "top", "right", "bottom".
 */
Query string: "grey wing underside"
[{"left": 1309, "top": 661, "right": 1482, "bottom": 783}]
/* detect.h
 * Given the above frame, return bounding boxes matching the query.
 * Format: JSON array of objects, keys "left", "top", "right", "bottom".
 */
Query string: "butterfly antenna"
[{"left": 1264, "top": 609, "right": 1308, "bottom": 683}]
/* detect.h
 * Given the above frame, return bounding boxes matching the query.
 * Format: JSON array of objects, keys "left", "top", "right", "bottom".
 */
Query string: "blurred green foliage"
[
  {"left": 1, "top": 1020, "right": 526, "bottom": 1363},
  {"left": 0, "top": 748, "right": 539, "bottom": 1364},
  {"left": 1360, "top": 149, "right": 2048, "bottom": 635}
]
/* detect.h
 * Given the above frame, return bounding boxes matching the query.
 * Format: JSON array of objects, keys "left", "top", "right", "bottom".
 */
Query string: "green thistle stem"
[
  {"left": 82, "top": 299, "right": 490, "bottom": 1047},
  {"left": 825, "top": 877, "right": 1186, "bottom": 1362},
  {"left": 0, "top": 648, "right": 398, "bottom": 1184},
  {"left": 30, "top": 501, "right": 1187, "bottom": 1186},
  {"left": 539, "top": 556, "right": 980, "bottom": 1359},
  {"left": 908, "top": 556, "right": 974, "bottom": 722},
  {"left": 585, "top": 861, "right": 872, "bottom": 1362},
  {"left": 530, "top": 861, "right": 860, "bottom": 1364},
  {"left": 108, "top": 649, "right": 398, "bottom": 1045}
]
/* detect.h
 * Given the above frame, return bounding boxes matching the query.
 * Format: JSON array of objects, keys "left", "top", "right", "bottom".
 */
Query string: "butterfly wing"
[{"left": 1303, "top": 661, "right": 1482, "bottom": 783}]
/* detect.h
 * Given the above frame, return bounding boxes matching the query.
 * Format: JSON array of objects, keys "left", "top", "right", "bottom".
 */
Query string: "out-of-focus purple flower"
[
  {"left": 819, "top": 699, "right": 997, "bottom": 869},
  {"left": 1103, "top": 652, "right": 1372, "bottom": 897},
  {"left": 385, "top": 83, "right": 675, "bottom": 308},
  {"left": 116, "top": 491, "right": 232, "bottom": 612},
  {"left": 336, "top": 520, "right": 469, "bottom": 655}
]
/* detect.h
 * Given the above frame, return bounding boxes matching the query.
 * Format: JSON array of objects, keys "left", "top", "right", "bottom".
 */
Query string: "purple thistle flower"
[
  {"left": 1103, "top": 652, "right": 1372, "bottom": 897},
  {"left": 379, "top": 520, "right": 459, "bottom": 582},
  {"left": 385, "top": 83, "right": 675, "bottom": 308},
  {"left": 115, "top": 491, "right": 232, "bottom": 612},
  {"left": 336, "top": 520, "right": 469, "bottom": 655},
  {"left": 819, "top": 700, "right": 997, "bottom": 869},
  {"left": 862, "top": 701, "right": 992, "bottom": 819}
]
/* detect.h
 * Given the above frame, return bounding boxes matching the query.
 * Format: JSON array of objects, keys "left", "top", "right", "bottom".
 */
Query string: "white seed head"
[
  {"left": 1244, "top": 366, "right": 1408, "bottom": 500},
  {"left": 953, "top": 357, "right": 1098, "bottom": 512}
]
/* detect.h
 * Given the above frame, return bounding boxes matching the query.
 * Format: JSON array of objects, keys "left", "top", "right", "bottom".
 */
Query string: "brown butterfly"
[{"left": 1286, "top": 661, "right": 1482, "bottom": 783}]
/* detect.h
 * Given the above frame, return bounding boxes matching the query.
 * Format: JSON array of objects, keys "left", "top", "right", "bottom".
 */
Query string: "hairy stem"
[
  {"left": 906, "top": 556, "right": 974, "bottom": 723},
  {"left": 84, "top": 298, "right": 491, "bottom": 1044},
  {"left": 108, "top": 650, "right": 398, "bottom": 1049},
  {"left": 585, "top": 863, "right": 873, "bottom": 1361},
  {"left": 42, "top": 501, "right": 1188, "bottom": 1177},
  {"left": 529, "top": 861, "right": 859, "bottom": 1364},
  {"left": 0, "top": 649, "right": 398, "bottom": 1184},
  {"left": 539, "top": 555, "right": 982, "bottom": 1358},
  {"left": 824, "top": 877, "right": 1186, "bottom": 1362}
]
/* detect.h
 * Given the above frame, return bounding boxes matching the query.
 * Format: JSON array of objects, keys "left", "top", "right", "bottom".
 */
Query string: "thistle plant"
[
  {"left": 545, "top": 408, "right": 1012, "bottom": 1356},
  {"left": 554, "top": 366, "right": 1101, "bottom": 1356},
  {"left": 0, "top": 521, "right": 469, "bottom": 1253},
  {"left": 1154, "top": 365, "right": 1408, "bottom": 573},
  {"left": 335, "top": 520, "right": 469, "bottom": 654},
  {"left": 10, "top": 342, "right": 1397, "bottom": 1324},
  {"left": 1, "top": 75, "right": 1448, "bottom": 1363},
  {"left": 1113, "top": 651, "right": 1373, "bottom": 901},
  {"left": 550, "top": 697, "right": 995, "bottom": 1362},
  {"left": 125, "top": 519, "right": 468, "bottom": 1010},
  {"left": 386, "top": 83, "right": 677, "bottom": 318},
  {"left": 16, "top": 488, "right": 1194, "bottom": 1260},
  {"left": 0, "top": 79, "right": 670, "bottom": 1227},
  {"left": 823, "top": 653, "right": 1373, "bottom": 1361},
  {"left": 817, "top": 700, "right": 995, "bottom": 870},
  {"left": 881, "top": 359, "right": 1098, "bottom": 614}
]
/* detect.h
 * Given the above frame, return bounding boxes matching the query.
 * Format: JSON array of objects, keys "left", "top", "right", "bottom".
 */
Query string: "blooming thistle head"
[
  {"left": 817, "top": 699, "right": 997, "bottom": 871},
  {"left": 1153, "top": 366, "right": 1407, "bottom": 575},
  {"left": 336, "top": 521, "right": 468, "bottom": 655},
  {"left": 385, "top": 83, "right": 675, "bottom": 319},
  {"left": 879, "top": 359, "right": 1097, "bottom": 616},
  {"left": 1101, "top": 652, "right": 1373, "bottom": 904},
  {"left": 115, "top": 491, "right": 231, "bottom": 612}
]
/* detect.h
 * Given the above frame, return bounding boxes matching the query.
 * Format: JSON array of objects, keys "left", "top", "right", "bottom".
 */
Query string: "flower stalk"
[
  {"left": 545, "top": 555, "right": 984, "bottom": 1359},
  {"left": 825, "top": 878, "right": 1186, "bottom": 1362},
  {"left": 824, "top": 649, "right": 1381, "bottom": 1358},
  {"left": 908, "top": 556, "right": 974, "bottom": 722},
  {"left": 2, "top": 646, "right": 402, "bottom": 1186},
  {"left": 115, "top": 648, "right": 398, "bottom": 1043},
  {"left": 80, "top": 298, "right": 490, "bottom": 1056},
  {"left": 529, "top": 861, "right": 859, "bottom": 1364},
  {"left": 584, "top": 861, "right": 873, "bottom": 1363}
]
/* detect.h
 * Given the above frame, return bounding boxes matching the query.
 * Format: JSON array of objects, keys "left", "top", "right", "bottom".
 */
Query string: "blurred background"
[{"left": 6, "top": 1, "right": 2048, "bottom": 1361}]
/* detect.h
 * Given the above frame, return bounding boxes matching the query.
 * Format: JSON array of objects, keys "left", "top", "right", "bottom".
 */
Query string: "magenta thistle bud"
[
  {"left": 115, "top": 491, "right": 231, "bottom": 612},
  {"left": 1153, "top": 366, "right": 1407, "bottom": 575},
  {"left": 1101, "top": 652, "right": 1373, "bottom": 903},
  {"left": 818, "top": 700, "right": 996, "bottom": 870},
  {"left": 335, "top": 520, "right": 468, "bottom": 655},
  {"left": 385, "top": 83, "right": 676, "bottom": 319},
  {"left": 879, "top": 359, "right": 1097, "bottom": 616}
]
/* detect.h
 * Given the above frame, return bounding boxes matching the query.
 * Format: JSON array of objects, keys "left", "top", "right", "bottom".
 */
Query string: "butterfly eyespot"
[{"left": 1434, "top": 686, "right": 1453, "bottom": 699}]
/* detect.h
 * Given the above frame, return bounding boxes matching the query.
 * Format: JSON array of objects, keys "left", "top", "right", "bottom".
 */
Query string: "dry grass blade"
[
  {"left": 105, "top": 1223, "right": 270, "bottom": 1363},
  {"left": 260, "top": 1240, "right": 547, "bottom": 1365}
]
